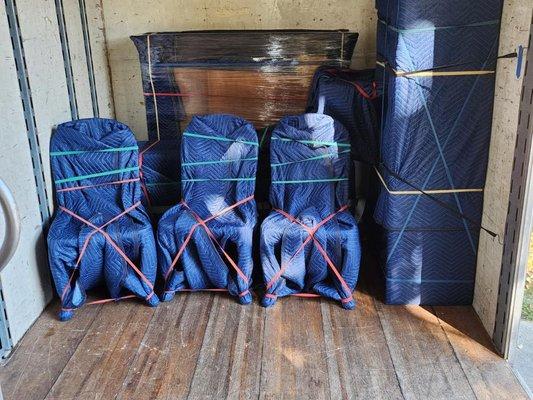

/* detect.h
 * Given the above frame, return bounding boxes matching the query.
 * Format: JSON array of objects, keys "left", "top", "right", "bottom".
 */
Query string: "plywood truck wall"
[{"left": 474, "top": 1, "right": 532, "bottom": 336}]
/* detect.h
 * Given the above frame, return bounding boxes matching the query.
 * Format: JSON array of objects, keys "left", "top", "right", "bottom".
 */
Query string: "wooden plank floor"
[{"left": 0, "top": 290, "right": 528, "bottom": 400}]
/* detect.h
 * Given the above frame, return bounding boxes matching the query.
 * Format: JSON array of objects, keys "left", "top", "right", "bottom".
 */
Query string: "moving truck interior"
[{"left": 0, "top": 1, "right": 531, "bottom": 399}]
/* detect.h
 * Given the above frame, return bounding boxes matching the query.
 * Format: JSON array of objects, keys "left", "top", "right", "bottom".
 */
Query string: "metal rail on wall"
[{"left": 493, "top": 20, "right": 533, "bottom": 358}]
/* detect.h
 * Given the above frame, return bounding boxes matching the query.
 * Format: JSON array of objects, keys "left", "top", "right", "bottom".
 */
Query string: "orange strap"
[
  {"left": 266, "top": 205, "right": 353, "bottom": 304},
  {"left": 59, "top": 202, "right": 155, "bottom": 307},
  {"left": 164, "top": 195, "right": 254, "bottom": 294}
]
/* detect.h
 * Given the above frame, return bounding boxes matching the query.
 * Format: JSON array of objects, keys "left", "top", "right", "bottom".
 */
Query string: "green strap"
[
  {"left": 182, "top": 177, "right": 256, "bottom": 183},
  {"left": 272, "top": 178, "right": 348, "bottom": 184},
  {"left": 272, "top": 137, "right": 351, "bottom": 148},
  {"left": 271, "top": 149, "right": 350, "bottom": 167},
  {"left": 184, "top": 132, "right": 258, "bottom": 146},
  {"left": 55, "top": 166, "right": 139, "bottom": 184},
  {"left": 182, "top": 157, "right": 258, "bottom": 167},
  {"left": 50, "top": 146, "right": 138, "bottom": 157},
  {"left": 378, "top": 19, "right": 499, "bottom": 33},
  {"left": 145, "top": 182, "right": 180, "bottom": 187},
  {"left": 259, "top": 127, "right": 269, "bottom": 148}
]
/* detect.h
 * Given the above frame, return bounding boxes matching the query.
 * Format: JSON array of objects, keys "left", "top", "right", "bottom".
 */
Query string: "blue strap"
[
  {"left": 145, "top": 182, "right": 180, "bottom": 187},
  {"left": 378, "top": 19, "right": 499, "bottom": 33},
  {"left": 182, "top": 157, "right": 258, "bottom": 167}
]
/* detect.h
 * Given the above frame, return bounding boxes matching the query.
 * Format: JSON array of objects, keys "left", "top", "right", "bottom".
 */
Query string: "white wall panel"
[
  {"left": 0, "top": 2, "right": 52, "bottom": 345},
  {"left": 14, "top": 0, "right": 72, "bottom": 214},
  {"left": 85, "top": 0, "right": 115, "bottom": 118},
  {"left": 0, "top": 0, "right": 113, "bottom": 346},
  {"left": 63, "top": 0, "right": 95, "bottom": 118}
]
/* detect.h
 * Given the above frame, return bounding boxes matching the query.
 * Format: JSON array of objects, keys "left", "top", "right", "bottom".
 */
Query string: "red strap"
[
  {"left": 266, "top": 205, "right": 353, "bottom": 304},
  {"left": 321, "top": 69, "right": 378, "bottom": 100},
  {"left": 61, "top": 294, "right": 138, "bottom": 312},
  {"left": 182, "top": 203, "right": 249, "bottom": 282},
  {"left": 60, "top": 202, "right": 142, "bottom": 301},
  {"left": 352, "top": 81, "right": 378, "bottom": 100},
  {"left": 73, "top": 202, "right": 142, "bottom": 269},
  {"left": 165, "top": 288, "right": 227, "bottom": 294},
  {"left": 59, "top": 203, "right": 154, "bottom": 304},
  {"left": 164, "top": 195, "right": 254, "bottom": 287}
]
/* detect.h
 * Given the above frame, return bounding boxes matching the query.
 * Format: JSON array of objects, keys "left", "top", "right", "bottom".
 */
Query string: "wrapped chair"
[
  {"left": 157, "top": 114, "right": 258, "bottom": 304},
  {"left": 47, "top": 118, "right": 159, "bottom": 321},
  {"left": 260, "top": 114, "right": 361, "bottom": 309}
]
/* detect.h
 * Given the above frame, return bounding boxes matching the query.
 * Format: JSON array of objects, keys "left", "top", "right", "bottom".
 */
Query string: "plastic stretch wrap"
[
  {"left": 138, "top": 139, "right": 180, "bottom": 217},
  {"left": 131, "top": 30, "right": 358, "bottom": 141},
  {"left": 375, "top": 0, "right": 502, "bottom": 305},
  {"left": 47, "top": 119, "right": 159, "bottom": 320}
]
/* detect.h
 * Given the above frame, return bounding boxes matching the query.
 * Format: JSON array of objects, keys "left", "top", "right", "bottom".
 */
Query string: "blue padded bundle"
[
  {"left": 157, "top": 114, "right": 258, "bottom": 304},
  {"left": 307, "top": 67, "right": 381, "bottom": 164},
  {"left": 47, "top": 118, "right": 159, "bottom": 321},
  {"left": 260, "top": 114, "right": 361, "bottom": 309},
  {"left": 138, "top": 139, "right": 181, "bottom": 216},
  {"left": 375, "top": 0, "right": 502, "bottom": 304}
]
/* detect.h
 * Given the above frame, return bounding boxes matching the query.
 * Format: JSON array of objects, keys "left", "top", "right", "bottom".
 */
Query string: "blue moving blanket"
[
  {"left": 157, "top": 114, "right": 258, "bottom": 304},
  {"left": 375, "top": 0, "right": 502, "bottom": 304},
  {"left": 260, "top": 114, "right": 361, "bottom": 309},
  {"left": 307, "top": 67, "right": 381, "bottom": 165},
  {"left": 47, "top": 118, "right": 159, "bottom": 321}
]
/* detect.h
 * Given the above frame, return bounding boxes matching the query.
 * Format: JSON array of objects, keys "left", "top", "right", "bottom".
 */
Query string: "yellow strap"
[
  {"left": 376, "top": 61, "right": 495, "bottom": 77},
  {"left": 375, "top": 167, "right": 483, "bottom": 195}
]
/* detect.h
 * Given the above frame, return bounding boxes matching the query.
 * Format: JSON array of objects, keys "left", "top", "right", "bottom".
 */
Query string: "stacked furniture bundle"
[
  {"left": 307, "top": 67, "right": 381, "bottom": 165},
  {"left": 306, "top": 67, "right": 382, "bottom": 222},
  {"left": 131, "top": 30, "right": 358, "bottom": 140},
  {"left": 157, "top": 115, "right": 259, "bottom": 304},
  {"left": 374, "top": 0, "right": 503, "bottom": 304},
  {"left": 260, "top": 114, "right": 361, "bottom": 309}
]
